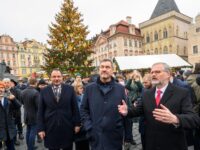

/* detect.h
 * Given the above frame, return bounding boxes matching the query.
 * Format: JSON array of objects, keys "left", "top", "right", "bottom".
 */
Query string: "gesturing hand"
[
  {"left": 118, "top": 100, "right": 128, "bottom": 116},
  {"left": 153, "top": 104, "right": 179, "bottom": 124}
]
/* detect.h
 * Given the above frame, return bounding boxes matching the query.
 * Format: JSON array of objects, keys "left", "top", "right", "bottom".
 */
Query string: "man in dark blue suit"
[
  {"left": 37, "top": 69, "right": 80, "bottom": 150},
  {"left": 80, "top": 59, "right": 126, "bottom": 150},
  {"left": 118, "top": 62, "right": 200, "bottom": 150}
]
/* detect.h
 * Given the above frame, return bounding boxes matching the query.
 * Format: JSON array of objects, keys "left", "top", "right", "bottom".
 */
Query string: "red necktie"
[{"left": 156, "top": 90, "right": 162, "bottom": 106}]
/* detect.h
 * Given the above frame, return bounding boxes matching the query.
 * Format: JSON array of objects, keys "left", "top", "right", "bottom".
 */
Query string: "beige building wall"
[
  {"left": 188, "top": 14, "right": 200, "bottom": 66},
  {"left": 140, "top": 11, "right": 192, "bottom": 60},
  {"left": 17, "top": 39, "right": 47, "bottom": 77}
]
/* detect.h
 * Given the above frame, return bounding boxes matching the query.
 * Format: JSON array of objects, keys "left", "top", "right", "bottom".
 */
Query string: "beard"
[{"left": 151, "top": 79, "right": 161, "bottom": 86}]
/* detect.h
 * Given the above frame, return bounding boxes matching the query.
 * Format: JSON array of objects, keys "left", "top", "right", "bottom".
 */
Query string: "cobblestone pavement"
[{"left": 12, "top": 123, "right": 142, "bottom": 150}]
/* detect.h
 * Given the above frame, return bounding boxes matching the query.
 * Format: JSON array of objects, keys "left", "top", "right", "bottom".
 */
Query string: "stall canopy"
[{"left": 114, "top": 54, "right": 192, "bottom": 70}]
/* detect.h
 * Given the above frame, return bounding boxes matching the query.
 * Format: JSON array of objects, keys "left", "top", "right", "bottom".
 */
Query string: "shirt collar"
[
  {"left": 156, "top": 83, "right": 168, "bottom": 94},
  {"left": 1, "top": 97, "right": 4, "bottom": 106}
]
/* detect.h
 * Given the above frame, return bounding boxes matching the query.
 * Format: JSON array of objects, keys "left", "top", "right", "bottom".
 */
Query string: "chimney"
[{"left": 126, "top": 16, "right": 132, "bottom": 24}]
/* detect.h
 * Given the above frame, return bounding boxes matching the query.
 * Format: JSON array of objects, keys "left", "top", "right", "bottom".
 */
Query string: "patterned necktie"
[
  {"left": 156, "top": 90, "right": 162, "bottom": 106},
  {"left": 54, "top": 87, "right": 59, "bottom": 102}
]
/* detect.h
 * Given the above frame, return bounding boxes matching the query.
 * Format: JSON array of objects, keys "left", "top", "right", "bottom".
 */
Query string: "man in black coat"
[
  {"left": 118, "top": 62, "right": 200, "bottom": 150},
  {"left": 21, "top": 78, "right": 40, "bottom": 150},
  {"left": 37, "top": 69, "right": 81, "bottom": 150},
  {"left": 3, "top": 78, "right": 23, "bottom": 146},
  {"left": 0, "top": 81, "right": 21, "bottom": 150},
  {"left": 80, "top": 59, "right": 127, "bottom": 150}
]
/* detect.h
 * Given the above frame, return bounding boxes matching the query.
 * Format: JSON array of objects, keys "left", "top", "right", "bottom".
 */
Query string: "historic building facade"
[
  {"left": 0, "top": 35, "right": 19, "bottom": 75},
  {"left": 139, "top": 0, "right": 192, "bottom": 60},
  {"left": 188, "top": 14, "right": 200, "bottom": 66},
  {"left": 91, "top": 17, "right": 143, "bottom": 67},
  {"left": 17, "top": 39, "right": 47, "bottom": 76}
]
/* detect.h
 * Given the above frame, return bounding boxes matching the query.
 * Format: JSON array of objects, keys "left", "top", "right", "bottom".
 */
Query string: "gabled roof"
[{"left": 150, "top": 0, "right": 180, "bottom": 19}]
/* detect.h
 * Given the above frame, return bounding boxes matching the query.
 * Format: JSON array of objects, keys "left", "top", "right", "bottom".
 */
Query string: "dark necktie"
[
  {"left": 54, "top": 87, "right": 59, "bottom": 102},
  {"left": 156, "top": 90, "right": 162, "bottom": 106}
]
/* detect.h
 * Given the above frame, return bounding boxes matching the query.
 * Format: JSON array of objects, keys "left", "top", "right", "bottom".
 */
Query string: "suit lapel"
[
  {"left": 48, "top": 85, "right": 57, "bottom": 103},
  {"left": 59, "top": 84, "right": 65, "bottom": 102},
  {"left": 159, "top": 83, "right": 173, "bottom": 105},
  {"left": 149, "top": 87, "right": 157, "bottom": 109}
]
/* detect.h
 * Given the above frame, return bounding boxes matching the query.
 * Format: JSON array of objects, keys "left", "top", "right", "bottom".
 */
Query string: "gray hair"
[
  {"left": 152, "top": 62, "right": 171, "bottom": 73},
  {"left": 3, "top": 78, "right": 11, "bottom": 82}
]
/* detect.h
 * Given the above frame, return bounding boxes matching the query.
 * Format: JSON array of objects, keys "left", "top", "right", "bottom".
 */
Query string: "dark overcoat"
[
  {"left": 80, "top": 77, "right": 126, "bottom": 150},
  {"left": 129, "top": 83, "right": 200, "bottom": 150},
  {"left": 0, "top": 98, "right": 21, "bottom": 141},
  {"left": 37, "top": 84, "right": 80, "bottom": 149}
]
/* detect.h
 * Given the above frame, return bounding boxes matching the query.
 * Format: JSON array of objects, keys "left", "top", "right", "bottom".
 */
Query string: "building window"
[
  {"left": 7, "top": 61, "right": 10, "bottom": 66},
  {"left": 154, "top": 31, "right": 158, "bottom": 41},
  {"left": 139, "top": 42, "right": 142, "bottom": 48},
  {"left": 13, "top": 61, "right": 16, "bottom": 66},
  {"left": 163, "top": 28, "right": 168, "bottom": 38},
  {"left": 163, "top": 46, "right": 168, "bottom": 54},
  {"left": 146, "top": 34, "right": 150, "bottom": 43},
  {"left": 129, "top": 50, "right": 133, "bottom": 56},
  {"left": 129, "top": 40, "right": 132, "bottom": 47},
  {"left": 124, "top": 39, "right": 128, "bottom": 46},
  {"left": 134, "top": 40, "right": 138, "bottom": 47},
  {"left": 12, "top": 54, "right": 15, "bottom": 58},
  {"left": 124, "top": 49, "right": 128, "bottom": 56},
  {"left": 193, "top": 45, "right": 198, "bottom": 54},
  {"left": 196, "top": 27, "right": 200, "bottom": 32}
]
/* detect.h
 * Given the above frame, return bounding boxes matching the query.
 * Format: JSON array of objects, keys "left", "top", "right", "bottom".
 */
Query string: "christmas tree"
[{"left": 42, "top": 0, "right": 94, "bottom": 77}]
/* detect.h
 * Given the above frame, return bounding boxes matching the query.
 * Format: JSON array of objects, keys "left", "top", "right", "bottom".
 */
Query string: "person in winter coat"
[
  {"left": 73, "top": 84, "right": 89, "bottom": 150},
  {"left": 0, "top": 81, "right": 21, "bottom": 150},
  {"left": 80, "top": 59, "right": 126, "bottom": 150},
  {"left": 37, "top": 69, "right": 81, "bottom": 150}
]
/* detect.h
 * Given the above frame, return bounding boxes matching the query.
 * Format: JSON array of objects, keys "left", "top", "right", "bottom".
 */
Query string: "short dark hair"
[
  {"left": 50, "top": 68, "right": 63, "bottom": 76},
  {"left": 100, "top": 59, "right": 113, "bottom": 68},
  {"left": 29, "top": 78, "right": 37, "bottom": 85}
]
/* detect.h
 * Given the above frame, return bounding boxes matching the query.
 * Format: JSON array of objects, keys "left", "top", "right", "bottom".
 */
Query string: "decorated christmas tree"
[{"left": 42, "top": 0, "right": 94, "bottom": 77}]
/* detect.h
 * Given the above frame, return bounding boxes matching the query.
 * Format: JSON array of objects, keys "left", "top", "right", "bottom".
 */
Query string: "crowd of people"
[{"left": 0, "top": 59, "right": 200, "bottom": 150}]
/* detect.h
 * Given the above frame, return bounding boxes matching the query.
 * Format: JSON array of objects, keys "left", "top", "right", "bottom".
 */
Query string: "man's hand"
[
  {"left": 74, "top": 126, "right": 81, "bottom": 134},
  {"left": 153, "top": 104, "right": 179, "bottom": 124},
  {"left": 38, "top": 131, "right": 45, "bottom": 140},
  {"left": 8, "top": 94, "right": 15, "bottom": 100},
  {"left": 118, "top": 100, "right": 128, "bottom": 116}
]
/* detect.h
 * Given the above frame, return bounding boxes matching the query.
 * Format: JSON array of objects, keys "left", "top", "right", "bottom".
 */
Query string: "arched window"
[
  {"left": 146, "top": 33, "right": 150, "bottom": 43},
  {"left": 163, "top": 28, "right": 168, "bottom": 38},
  {"left": 124, "top": 49, "right": 128, "bottom": 56},
  {"left": 163, "top": 46, "right": 168, "bottom": 54},
  {"left": 154, "top": 31, "right": 158, "bottom": 41}
]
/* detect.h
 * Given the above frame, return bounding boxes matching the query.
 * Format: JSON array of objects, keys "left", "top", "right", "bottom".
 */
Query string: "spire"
[{"left": 150, "top": 0, "right": 180, "bottom": 19}]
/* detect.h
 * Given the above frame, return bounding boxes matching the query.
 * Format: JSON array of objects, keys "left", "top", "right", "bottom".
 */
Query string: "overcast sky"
[{"left": 0, "top": 0, "right": 199, "bottom": 44}]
